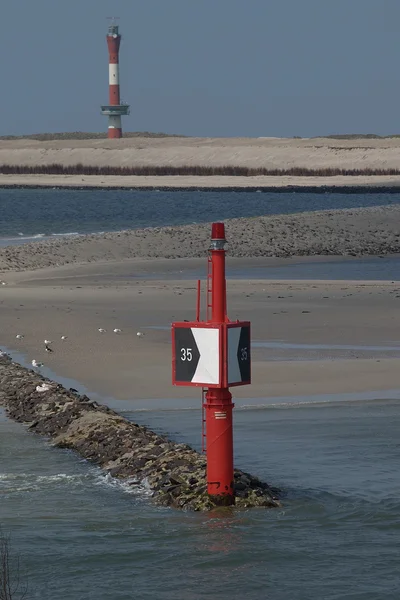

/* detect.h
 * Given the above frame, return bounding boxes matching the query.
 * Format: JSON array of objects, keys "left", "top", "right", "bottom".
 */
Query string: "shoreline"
[
  {"left": 1, "top": 205, "right": 399, "bottom": 273},
  {"left": 2, "top": 173, "right": 400, "bottom": 191}
]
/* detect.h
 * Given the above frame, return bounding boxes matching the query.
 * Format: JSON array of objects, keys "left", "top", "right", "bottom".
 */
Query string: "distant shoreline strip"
[{"left": 1, "top": 184, "right": 400, "bottom": 194}]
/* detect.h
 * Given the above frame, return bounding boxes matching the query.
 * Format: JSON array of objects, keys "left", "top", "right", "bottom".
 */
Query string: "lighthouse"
[{"left": 101, "top": 20, "right": 130, "bottom": 139}]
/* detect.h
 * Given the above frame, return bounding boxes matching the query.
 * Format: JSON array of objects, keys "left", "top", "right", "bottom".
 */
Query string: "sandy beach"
[
  {"left": 0, "top": 257, "right": 399, "bottom": 401},
  {"left": 2, "top": 136, "right": 400, "bottom": 169},
  {"left": 1, "top": 136, "right": 400, "bottom": 188},
  {"left": 2, "top": 174, "right": 400, "bottom": 189}
]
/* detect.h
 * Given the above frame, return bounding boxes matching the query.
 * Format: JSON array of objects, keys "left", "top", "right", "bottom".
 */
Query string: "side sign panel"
[{"left": 227, "top": 325, "right": 251, "bottom": 385}]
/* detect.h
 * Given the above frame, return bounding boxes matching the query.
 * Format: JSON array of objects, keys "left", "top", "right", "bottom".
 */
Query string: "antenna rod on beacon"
[{"left": 101, "top": 18, "right": 130, "bottom": 139}]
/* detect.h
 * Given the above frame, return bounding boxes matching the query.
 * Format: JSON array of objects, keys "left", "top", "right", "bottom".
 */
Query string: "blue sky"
[{"left": 2, "top": 0, "right": 399, "bottom": 137}]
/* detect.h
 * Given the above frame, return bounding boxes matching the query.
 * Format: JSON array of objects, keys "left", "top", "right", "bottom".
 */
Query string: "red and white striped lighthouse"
[{"left": 101, "top": 20, "right": 130, "bottom": 139}]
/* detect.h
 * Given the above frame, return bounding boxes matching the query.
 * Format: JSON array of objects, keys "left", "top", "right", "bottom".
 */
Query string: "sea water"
[
  {"left": 1, "top": 392, "right": 400, "bottom": 600},
  {"left": 1, "top": 187, "right": 400, "bottom": 242},
  {"left": 2, "top": 188, "right": 399, "bottom": 280},
  {"left": 1, "top": 188, "right": 400, "bottom": 598}
]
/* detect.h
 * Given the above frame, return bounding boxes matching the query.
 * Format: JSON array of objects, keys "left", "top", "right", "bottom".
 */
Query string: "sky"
[{"left": 1, "top": 0, "right": 400, "bottom": 137}]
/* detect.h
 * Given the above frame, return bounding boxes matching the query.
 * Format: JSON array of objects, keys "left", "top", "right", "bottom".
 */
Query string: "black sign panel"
[
  {"left": 237, "top": 325, "right": 251, "bottom": 382},
  {"left": 174, "top": 327, "right": 200, "bottom": 382}
]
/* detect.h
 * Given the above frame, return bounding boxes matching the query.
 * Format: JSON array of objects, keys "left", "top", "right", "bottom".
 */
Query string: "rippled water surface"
[
  {"left": 1, "top": 188, "right": 400, "bottom": 241},
  {"left": 2, "top": 393, "right": 400, "bottom": 599}
]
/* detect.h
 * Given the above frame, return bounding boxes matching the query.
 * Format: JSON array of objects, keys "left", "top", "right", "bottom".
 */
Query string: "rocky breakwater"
[{"left": 0, "top": 354, "right": 280, "bottom": 511}]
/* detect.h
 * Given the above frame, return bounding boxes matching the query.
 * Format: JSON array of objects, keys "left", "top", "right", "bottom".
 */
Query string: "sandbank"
[
  {"left": 1, "top": 174, "right": 400, "bottom": 189},
  {"left": 1, "top": 135, "right": 400, "bottom": 169},
  {"left": 0, "top": 259, "right": 399, "bottom": 401},
  {"left": 1, "top": 205, "right": 399, "bottom": 273}
]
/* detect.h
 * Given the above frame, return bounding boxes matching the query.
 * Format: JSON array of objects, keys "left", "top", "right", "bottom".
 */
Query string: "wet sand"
[{"left": 0, "top": 259, "right": 399, "bottom": 400}]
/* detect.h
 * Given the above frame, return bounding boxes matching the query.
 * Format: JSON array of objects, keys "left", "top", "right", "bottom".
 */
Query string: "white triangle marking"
[{"left": 191, "top": 328, "right": 220, "bottom": 384}]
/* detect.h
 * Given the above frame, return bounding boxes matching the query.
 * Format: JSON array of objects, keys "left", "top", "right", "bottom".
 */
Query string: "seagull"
[
  {"left": 16, "top": 334, "right": 24, "bottom": 340},
  {"left": 32, "top": 359, "right": 43, "bottom": 368},
  {"left": 113, "top": 328, "right": 122, "bottom": 333},
  {"left": 61, "top": 336, "right": 67, "bottom": 340},
  {"left": 98, "top": 328, "right": 106, "bottom": 333},
  {"left": 36, "top": 383, "right": 51, "bottom": 393},
  {"left": 44, "top": 339, "right": 52, "bottom": 345},
  {"left": 136, "top": 331, "right": 145, "bottom": 338},
  {"left": 0, "top": 350, "right": 9, "bottom": 358},
  {"left": 45, "top": 344, "right": 53, "bottom": 353}
]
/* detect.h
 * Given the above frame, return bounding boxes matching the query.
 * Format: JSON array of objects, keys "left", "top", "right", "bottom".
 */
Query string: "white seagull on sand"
[
  {"left": 36, "top": 383, "right": 51, "bottom": 393},
  {"left": 45, "top": 345, "right": 53, "bottom": 353},
  {"left": 16, "top": 334, "right": 24, "bottom": 340},
  {"left": 98, "top": 328, "right": 106, "bottom": 333},
  {"left": 32, "top": 359, "right": 43, "bottom": 368},
  {"left": 44, "top": 339, "right": 52, "bottom": 345},
  {"left": 61, "top": 336, "right": 67, "bottom": 340},
  {"left": 136, "top": 331, "right": 145, "bottom": 338},
  {"left": 113, "top": 328, "right": 122, "bottom": 333}
]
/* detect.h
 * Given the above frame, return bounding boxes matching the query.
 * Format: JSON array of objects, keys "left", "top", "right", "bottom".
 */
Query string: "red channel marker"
[{"left": 172, "top": 222, "right": 251, "bottom": 506}]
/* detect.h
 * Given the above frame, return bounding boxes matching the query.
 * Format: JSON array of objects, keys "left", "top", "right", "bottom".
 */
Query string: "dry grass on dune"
[{"left": 1, "top": 163, "right": 400, "bottom": 177}]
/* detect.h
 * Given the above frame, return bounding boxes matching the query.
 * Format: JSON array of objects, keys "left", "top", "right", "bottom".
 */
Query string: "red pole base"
[
  {"left": 204, "top": 388, "right": 235, "bottom": 506},
  {"left": 108, "top": 128, "right": 122, "bottom": 139}
]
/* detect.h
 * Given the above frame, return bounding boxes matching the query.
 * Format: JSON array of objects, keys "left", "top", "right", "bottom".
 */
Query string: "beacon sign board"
[
  {"left": 172, "top": 322, "right": 251, "bottom": 388},
  {"left": 173, "top": 324, "right": 221, "bottom": 386}
]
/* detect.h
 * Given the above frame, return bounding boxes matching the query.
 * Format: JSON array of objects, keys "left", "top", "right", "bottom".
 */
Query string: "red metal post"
[
  {"left": 204, "top": 222, "right": 235, "bottom": 506},
  {"left": 210, "top": 223, "right": 226, "bottom": 324},
  {"left": 196, "top": 280, "right": 201, "bottom": 321}
]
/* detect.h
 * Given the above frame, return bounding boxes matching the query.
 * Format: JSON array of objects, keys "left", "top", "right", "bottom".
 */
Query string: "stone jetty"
[{"left": 0, "top": 354, "right": 280, "bottom": 511}]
